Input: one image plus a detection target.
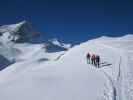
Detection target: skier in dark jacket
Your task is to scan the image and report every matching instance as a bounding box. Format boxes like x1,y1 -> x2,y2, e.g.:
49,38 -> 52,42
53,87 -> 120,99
86,52 -> 91,64
95,55 -> 100,68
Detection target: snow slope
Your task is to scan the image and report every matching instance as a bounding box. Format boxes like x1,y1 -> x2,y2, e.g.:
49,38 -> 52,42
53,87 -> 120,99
0,40 -> 107,100
0,35 -> 132,100
0,41 -> 68,70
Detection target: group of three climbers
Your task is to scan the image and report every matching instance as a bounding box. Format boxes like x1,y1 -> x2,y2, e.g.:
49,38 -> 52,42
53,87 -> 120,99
86,52 -> 100,68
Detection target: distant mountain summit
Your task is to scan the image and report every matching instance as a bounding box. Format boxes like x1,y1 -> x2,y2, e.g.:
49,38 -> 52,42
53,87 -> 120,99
0,21 -> 72,70
0,20 -> 40,43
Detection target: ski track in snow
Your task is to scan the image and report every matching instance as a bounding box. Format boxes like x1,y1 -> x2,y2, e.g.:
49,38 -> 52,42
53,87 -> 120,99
93,39 -> 133,100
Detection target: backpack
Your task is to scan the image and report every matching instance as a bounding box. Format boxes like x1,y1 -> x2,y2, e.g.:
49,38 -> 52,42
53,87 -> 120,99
91,54 -> 96,59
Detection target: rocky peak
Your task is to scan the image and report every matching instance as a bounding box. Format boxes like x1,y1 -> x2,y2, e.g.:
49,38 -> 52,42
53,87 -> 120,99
0,20 -> 40,43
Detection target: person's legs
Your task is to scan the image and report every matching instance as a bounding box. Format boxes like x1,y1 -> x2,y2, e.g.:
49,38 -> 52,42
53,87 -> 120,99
95,61 -> 97,67
91,59 -> 94,65
87,58 -> 89,64
97,61 -> 100,68
97,61 -> 99,68
87,57 -> 90,64
88,58 -> 90,64
94,60 -> 97,67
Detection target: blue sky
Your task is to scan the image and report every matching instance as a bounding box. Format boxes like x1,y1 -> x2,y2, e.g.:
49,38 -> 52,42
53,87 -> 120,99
0,0 -> 133,43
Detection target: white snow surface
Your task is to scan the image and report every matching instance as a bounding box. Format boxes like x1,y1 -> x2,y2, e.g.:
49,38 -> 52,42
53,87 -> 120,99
0,34 -> 132,100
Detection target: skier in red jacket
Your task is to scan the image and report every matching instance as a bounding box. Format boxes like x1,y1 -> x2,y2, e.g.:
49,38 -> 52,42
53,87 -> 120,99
91,54 -> 96,65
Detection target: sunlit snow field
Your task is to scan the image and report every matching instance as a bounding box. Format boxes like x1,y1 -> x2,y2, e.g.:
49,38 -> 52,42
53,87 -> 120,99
0,34 -> 132,100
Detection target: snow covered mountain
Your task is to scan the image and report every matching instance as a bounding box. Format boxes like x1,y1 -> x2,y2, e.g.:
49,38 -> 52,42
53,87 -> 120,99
0,21 -> 70,70
0,20 -> 40,43
0,33 -> 132,100
0,21 -> 133,100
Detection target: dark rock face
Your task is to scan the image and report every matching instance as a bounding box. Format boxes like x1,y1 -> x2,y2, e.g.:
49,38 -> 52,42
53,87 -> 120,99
43,42 -> 67,53
0,21 -> 40,43
0,55 -> 13,70
10,21 -> 40,43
